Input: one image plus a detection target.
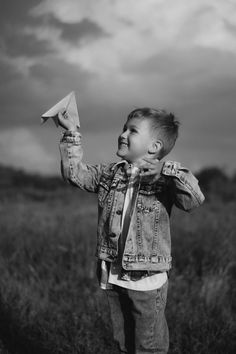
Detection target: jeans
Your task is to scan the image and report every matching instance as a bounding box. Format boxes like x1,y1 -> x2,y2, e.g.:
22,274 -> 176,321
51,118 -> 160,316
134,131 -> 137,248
106,280 -> 169,354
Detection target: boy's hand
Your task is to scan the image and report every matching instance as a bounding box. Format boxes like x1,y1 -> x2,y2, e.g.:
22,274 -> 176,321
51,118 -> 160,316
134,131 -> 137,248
139,158 -> 164,181
57,109 -> 79,132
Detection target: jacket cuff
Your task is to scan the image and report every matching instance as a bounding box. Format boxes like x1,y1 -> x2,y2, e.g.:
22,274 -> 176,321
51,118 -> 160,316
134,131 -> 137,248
60,130 -> 81,145
161,161 -> 181,176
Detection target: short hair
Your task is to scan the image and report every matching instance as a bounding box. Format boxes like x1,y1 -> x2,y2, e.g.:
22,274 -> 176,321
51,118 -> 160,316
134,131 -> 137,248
127,107 -> 180,159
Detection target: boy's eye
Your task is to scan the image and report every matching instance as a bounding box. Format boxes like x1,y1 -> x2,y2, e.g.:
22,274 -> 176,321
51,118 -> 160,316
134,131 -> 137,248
121,125 -> 138,134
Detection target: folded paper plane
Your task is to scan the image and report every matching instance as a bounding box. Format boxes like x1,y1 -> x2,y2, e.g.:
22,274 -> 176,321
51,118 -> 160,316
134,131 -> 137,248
41,91 -> 80,128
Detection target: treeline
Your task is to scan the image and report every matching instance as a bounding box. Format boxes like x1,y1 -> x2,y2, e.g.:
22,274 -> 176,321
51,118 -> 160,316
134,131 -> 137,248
0,165 -> 64,191
196,167 -> 236,202
0,164 -> 236,202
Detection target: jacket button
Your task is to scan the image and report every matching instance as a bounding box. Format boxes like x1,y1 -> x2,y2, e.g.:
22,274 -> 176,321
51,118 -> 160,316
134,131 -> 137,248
116,210 -> 122,215
109,233 -> 116,238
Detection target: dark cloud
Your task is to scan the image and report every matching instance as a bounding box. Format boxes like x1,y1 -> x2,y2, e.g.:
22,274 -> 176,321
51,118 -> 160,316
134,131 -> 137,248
48,16 -> 109,43
223,19 -> 236,36
29,58 -> 95,86
0,0 -> 108,59
0,0 -> 53,58
1,27 -> 54,57
0,0 -> 42,34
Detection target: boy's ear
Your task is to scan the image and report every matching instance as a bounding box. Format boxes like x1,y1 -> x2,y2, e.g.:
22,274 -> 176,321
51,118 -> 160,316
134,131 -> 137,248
148,140 -> 163,155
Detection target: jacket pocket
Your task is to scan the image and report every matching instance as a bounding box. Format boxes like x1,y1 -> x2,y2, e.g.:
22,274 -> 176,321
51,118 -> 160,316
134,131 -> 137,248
136,196 -> 161,254
98,175 -> 119,208
98,181 -> 110,207
137,198 -> 160,213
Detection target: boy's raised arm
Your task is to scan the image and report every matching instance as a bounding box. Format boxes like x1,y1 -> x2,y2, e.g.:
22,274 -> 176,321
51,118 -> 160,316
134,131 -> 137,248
161,161 -> 205,211
58,110 -> 105,193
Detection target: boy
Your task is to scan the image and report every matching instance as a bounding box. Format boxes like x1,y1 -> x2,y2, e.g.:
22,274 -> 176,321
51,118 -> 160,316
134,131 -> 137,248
58,108 -> 204,354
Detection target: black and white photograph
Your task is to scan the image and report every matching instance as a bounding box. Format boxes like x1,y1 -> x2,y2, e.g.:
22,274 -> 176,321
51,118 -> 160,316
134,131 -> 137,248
0,1 -> 235,353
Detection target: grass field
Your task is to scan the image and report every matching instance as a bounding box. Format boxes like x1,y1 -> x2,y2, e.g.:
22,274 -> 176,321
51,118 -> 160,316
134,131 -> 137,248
0,166 -> 235,353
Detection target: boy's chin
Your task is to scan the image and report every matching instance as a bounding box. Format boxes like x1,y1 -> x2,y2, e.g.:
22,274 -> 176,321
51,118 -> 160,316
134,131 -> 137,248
116,151 -> 131,162
116,150 -> 126,158
116,151 -> 138,163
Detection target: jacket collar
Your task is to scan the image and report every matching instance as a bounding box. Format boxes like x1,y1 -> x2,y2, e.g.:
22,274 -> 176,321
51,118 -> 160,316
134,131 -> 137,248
111,160 -> 141,179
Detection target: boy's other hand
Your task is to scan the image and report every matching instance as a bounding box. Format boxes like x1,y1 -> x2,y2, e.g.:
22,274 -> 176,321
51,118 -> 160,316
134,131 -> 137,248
140,158 -> 164,181
58,109 -> 79,132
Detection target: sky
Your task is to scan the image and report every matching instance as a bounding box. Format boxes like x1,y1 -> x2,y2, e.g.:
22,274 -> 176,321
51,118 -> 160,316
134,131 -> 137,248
0,0 -> 236,176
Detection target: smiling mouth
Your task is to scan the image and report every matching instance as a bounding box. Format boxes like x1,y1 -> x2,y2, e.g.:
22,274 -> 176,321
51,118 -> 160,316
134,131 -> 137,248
119,142 -> 128,147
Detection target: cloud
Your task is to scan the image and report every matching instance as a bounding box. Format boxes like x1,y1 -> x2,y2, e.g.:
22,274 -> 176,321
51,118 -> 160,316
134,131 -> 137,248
49,17 -> 109,43
4,1 -> 236,95
0,0 -> 51,58
0,0 -> 40,28
0,127 -> 57,174
3,0 -> 236,78
29,57 -> 94,86
2,29 -> 54,58
28,0 -> 236,76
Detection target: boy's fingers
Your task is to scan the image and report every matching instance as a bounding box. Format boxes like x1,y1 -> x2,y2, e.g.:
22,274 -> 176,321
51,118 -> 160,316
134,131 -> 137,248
57,108 -> 64,115
58,111 -> 70,128
140,160 -> 163,176
57,111 -> 64,121
58,112 -> 67,126
58,110 -> 70,122
58,110 -> 79,131
63,110 -> 69,119
140,170 -> 156,176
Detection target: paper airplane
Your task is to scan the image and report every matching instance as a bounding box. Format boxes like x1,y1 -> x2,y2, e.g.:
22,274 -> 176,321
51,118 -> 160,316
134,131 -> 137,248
41,91 -> 80,128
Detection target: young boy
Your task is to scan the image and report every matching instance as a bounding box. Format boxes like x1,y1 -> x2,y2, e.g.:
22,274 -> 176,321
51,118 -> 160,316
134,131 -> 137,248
58,108 -> 204,354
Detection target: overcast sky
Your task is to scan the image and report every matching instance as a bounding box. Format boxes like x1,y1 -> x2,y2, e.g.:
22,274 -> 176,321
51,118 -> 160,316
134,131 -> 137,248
0,0 -> 236,175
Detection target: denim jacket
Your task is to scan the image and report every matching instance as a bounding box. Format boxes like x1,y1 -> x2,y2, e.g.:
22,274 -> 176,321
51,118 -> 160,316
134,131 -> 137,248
59,131 -> 205,272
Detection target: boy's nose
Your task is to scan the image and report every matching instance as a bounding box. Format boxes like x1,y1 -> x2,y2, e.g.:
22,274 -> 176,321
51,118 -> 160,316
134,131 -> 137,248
120,130 -> 128,138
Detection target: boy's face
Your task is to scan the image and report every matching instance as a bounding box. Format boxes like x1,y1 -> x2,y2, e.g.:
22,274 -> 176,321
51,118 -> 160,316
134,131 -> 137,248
117,118 -> 159,163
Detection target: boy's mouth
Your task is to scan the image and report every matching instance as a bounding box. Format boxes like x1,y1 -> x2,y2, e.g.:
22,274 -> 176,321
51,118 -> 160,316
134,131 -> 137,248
118,139 -> 128,148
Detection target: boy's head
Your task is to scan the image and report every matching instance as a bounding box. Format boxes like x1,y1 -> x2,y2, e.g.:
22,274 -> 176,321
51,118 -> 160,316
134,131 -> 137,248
117,107 -> 179,163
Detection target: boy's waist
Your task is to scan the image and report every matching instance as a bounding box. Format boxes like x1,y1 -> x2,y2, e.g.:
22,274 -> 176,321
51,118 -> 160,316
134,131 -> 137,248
96,246 -> 172,272
97,259 -> 169,291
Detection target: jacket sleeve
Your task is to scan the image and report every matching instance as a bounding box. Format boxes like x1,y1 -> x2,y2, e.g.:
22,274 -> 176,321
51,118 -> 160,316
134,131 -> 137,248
59,130 -> 106,193
161,161 -> 205,211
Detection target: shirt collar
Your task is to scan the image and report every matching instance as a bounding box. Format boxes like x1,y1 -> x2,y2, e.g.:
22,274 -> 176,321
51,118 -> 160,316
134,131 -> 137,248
111,160 -> 129,171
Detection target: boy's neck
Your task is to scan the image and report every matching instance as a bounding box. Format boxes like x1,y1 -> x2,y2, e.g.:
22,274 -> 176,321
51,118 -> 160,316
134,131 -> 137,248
125,156 -> 158,168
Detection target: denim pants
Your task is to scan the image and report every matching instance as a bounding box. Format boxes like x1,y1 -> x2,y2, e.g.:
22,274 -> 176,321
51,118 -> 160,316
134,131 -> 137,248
106,280 -> 169,354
